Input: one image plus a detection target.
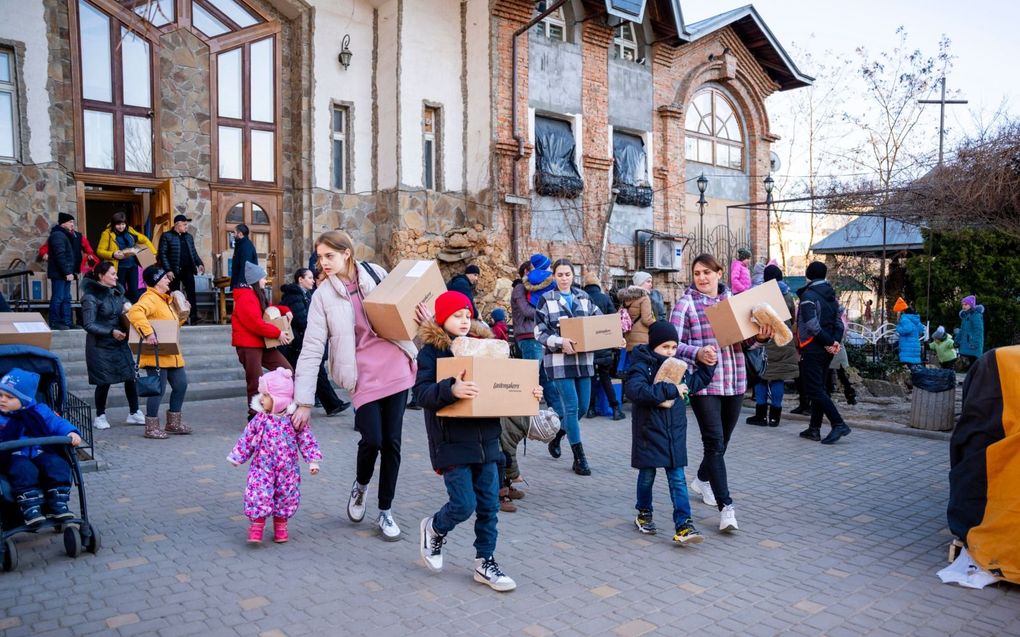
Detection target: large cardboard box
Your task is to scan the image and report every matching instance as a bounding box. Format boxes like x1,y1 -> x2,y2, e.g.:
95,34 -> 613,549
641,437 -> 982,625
133,246 -> 157,269
363,259 -> 447,341
704,279 -> 792,348
264,315 -> 293,349
436,358 -> 540,418
128,319 -> 182,356
0,312 -> 53,350
558,314 -> 623,352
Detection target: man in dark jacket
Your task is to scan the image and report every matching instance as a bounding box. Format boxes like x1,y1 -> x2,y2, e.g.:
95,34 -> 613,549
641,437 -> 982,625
46,213 -> 84,329
230,224 -> 259,289
446,264 -> 480,319
158,214 -> 204,324
582,273 -> 624,420
796,261 -> 850,444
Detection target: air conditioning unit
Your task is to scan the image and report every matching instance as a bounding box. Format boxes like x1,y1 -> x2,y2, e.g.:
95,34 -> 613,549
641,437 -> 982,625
644,238 -> 683,272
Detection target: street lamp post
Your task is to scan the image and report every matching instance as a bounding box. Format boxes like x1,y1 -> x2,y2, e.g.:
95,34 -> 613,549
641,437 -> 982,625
763,174 -> 774,261
696,173 -> 708,254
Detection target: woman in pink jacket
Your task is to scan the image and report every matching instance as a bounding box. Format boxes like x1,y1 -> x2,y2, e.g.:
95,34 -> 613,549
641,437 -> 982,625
292,231 -> 417,542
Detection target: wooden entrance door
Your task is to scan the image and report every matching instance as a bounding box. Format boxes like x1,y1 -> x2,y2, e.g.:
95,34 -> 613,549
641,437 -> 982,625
213,190 -> 281,293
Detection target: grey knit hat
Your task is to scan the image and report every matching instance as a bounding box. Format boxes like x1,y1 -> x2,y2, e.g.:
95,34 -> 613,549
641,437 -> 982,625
244,261 -> 267,285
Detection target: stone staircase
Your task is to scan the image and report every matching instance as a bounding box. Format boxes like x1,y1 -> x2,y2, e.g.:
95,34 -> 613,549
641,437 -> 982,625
51,325 -> 247,410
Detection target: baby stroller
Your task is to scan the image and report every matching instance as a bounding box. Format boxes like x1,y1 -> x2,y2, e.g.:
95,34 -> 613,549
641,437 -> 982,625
0,344 -> 101,572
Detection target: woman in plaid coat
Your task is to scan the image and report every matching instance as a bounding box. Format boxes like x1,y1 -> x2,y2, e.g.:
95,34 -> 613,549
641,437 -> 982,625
535,259 -> 603,476
669,254 -> 773,533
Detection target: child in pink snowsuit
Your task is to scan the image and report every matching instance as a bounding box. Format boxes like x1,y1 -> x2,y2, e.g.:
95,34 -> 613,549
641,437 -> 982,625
228,367 -> 322,544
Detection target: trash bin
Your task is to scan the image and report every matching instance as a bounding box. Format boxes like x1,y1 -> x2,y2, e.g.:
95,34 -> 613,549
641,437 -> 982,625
909,368 -> 957,431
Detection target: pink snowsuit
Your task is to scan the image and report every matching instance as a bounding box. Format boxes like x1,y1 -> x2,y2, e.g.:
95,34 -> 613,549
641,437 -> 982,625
228,412 -> 322,521
730,259 -> 751,294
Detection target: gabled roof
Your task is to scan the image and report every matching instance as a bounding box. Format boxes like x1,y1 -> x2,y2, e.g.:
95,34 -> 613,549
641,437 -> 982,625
683,5 -> 813,91
811,216 -> 925,256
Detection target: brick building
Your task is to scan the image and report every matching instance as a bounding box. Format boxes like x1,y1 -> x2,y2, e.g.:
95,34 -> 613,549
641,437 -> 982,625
0,0 -> 807,313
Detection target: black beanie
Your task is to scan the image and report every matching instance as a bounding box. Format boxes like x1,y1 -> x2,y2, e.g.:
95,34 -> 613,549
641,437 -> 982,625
806,261 -> 827,281
143,265 -> 169,287
58,212 -> 74,225
647,320 -> 679,351
763,264 -> 783,282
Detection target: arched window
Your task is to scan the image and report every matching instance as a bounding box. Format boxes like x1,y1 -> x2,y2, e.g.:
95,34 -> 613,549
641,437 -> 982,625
684,88 -> 744,170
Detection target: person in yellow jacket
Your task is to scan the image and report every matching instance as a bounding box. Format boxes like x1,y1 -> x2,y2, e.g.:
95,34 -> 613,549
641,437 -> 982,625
126,265 -> 190,439
96,212 -> 157,303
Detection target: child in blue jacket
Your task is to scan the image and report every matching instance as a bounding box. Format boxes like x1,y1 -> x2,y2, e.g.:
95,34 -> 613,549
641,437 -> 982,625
0,368 -> 82,526
625,322 -> 715,545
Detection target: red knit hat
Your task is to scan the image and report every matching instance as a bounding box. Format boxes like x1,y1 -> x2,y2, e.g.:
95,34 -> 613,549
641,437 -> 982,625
434,291 -> 474,326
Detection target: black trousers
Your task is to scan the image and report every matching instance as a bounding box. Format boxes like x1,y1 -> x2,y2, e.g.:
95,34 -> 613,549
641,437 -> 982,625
588,362 -> 619,410
170,272 -> 198,324
800,351 -> 845,429
354,389 -> 408,511
117,264 -> 141,303
284,346 -> 344,413
95,380 -> 139,416
689,394 -> 743,510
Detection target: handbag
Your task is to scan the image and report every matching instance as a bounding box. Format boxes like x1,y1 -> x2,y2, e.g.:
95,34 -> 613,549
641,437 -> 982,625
745,346 -> 768,383
134,340 -> 163,398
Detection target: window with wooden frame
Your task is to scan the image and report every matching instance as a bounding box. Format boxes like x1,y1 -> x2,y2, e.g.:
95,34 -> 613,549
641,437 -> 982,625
215,34 -> 276,184
76,0 -> 156,174
0,47 -> 18,162
422,105 -> 441,191
535,1 -> 567,42
684,88 -> 744,170
330,103 -> 349,192
613,22 -> 638,61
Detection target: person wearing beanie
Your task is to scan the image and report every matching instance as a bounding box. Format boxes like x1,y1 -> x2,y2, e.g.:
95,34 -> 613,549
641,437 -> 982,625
619,273 -> 656,352
747,265 -> 798,428
46,212 -> 85,329
625,321 -> 716,544
794,260 -> 850,444
446,264 -> 480,319
763,264 -> 790,296
490,307 -> 509,341
512,256 -> 560,416
230,224 -> 259,290
292,230 -> 418,543
414,290 -> 540,591
895,301 -> 922,366
231,259 -> 294,421
893,297 -> 909,314
582,272 -> 623,421
958,295 -> 985,367
158,214 -> 204,324
125,265 -> 193,439
229,367 -> 322,544
928,325 -> 959,369
530,253 -> 551,271
730,250 -> 752,294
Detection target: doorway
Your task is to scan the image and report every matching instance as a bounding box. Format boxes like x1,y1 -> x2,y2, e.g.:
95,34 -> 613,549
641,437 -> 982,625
213,189 -> 281,296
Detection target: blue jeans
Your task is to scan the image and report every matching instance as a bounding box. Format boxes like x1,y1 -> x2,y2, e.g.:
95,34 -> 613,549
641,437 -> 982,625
432,462 -> 500,559
49,278 -> 72,327
518,338 -> 559,413
552,377 -> 591,445
1,451 -> 71,494
145,367 -> 188,417
754,380 -> 785,406
636,467 -> 692,530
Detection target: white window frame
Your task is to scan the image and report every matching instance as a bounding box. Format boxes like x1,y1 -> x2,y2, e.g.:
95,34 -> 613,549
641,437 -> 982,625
536,2 -> 566,42
422,104 -> 441,191
0,47 -> 20,162
684,87 -> 745,171
613,22 -> 638,61
330,102 -> 350,192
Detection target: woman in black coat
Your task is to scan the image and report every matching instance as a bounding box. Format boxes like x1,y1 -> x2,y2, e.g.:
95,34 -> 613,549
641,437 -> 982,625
81,261 -> 144,430
279,268 -> 349,416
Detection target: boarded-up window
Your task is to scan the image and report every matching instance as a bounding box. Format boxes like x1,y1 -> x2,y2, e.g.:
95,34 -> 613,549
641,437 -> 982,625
613,131 -> 651,207
534,116 -> 583,198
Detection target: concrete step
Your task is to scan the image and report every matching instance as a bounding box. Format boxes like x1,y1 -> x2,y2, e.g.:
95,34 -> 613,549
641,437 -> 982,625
87,379 -> 248,410
50,326 -> 236,363
60,352 -> 244,376
67,367 -> 247,394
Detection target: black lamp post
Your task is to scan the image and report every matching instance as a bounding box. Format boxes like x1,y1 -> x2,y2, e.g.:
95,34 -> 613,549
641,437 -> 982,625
696,173 -> 708,253
764,174 -> 774,260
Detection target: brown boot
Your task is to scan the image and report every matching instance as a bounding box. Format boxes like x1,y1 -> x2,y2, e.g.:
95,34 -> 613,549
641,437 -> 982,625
499,487 -> 517,513
144,416 -> 168,439
165,411 -> 192,435
504,476 -> 525,500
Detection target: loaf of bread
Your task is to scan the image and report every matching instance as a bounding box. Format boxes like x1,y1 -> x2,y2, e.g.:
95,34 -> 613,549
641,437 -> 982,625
652,357 -> 687,408
450,336 -> 511,359
751,302 -> 793,347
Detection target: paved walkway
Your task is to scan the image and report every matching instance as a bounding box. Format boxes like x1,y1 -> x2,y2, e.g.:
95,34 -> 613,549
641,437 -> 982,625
1,399 -> 1017,637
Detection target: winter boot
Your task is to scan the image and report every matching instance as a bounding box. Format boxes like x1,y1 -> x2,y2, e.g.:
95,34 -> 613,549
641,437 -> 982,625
570,442 -> 591,476
844,386 -> 858,406
247,518 -> 266,544
44,486 -> 74,521
745,404 -> 768,426
799,427 -> 821,442
585,405 -> 598,419
504,476 -> 525,500
16,489 -> 45,527
548,429 -> 566,459
144,415 -> 168,439
611,404 -> 626,421
768,406 -> 783,428
790,398 -> 811,415
164,411 -> 192,435
499,487 -> 517,513
273,516 -> 289,543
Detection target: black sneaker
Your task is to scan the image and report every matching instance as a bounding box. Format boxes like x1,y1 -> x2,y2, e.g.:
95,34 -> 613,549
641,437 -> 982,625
325,401 -> 350,416
799,427 -> 821,441
634,510 -> 657,534
673,520 -> 704,545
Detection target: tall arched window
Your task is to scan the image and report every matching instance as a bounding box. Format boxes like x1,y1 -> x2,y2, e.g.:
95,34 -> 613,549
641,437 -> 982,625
684,88 -> 744,170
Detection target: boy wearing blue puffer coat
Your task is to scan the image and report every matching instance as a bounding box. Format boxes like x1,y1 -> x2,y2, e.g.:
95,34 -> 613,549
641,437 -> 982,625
0,368 -> 82,526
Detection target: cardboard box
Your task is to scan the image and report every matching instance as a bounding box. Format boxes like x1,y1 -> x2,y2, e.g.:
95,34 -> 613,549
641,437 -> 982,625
558,314 -> 623,352
436,357 -> 540,418
703,279 -> 792,347
134,246 -> 157,269
128,319 -> 182,356
0,312 -> 53,350
363,260 -> 447,341
264,316 -> 293,349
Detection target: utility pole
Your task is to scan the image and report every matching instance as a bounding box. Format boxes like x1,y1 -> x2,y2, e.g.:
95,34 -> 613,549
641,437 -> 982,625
918,77 -> 968,165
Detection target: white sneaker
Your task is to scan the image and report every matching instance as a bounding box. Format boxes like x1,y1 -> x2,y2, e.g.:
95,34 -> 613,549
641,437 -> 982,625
473,556 -> 516,592
93,414 -> 110,430
690,477 -> 717,507
126,410 -> 146,425
419,516 -> 445,572
378,510 -> 401,541
719,504 -> 738,532
347,481 -> 367,523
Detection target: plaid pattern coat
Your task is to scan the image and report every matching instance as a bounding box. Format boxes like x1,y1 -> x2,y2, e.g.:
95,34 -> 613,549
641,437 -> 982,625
535,287 -> 600,380
669,284 -> 761,397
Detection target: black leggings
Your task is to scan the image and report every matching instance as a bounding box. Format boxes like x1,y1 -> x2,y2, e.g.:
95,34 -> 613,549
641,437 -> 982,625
95,380 -> 139,416
689,394 -> 744,509
354,389 -> 408,511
